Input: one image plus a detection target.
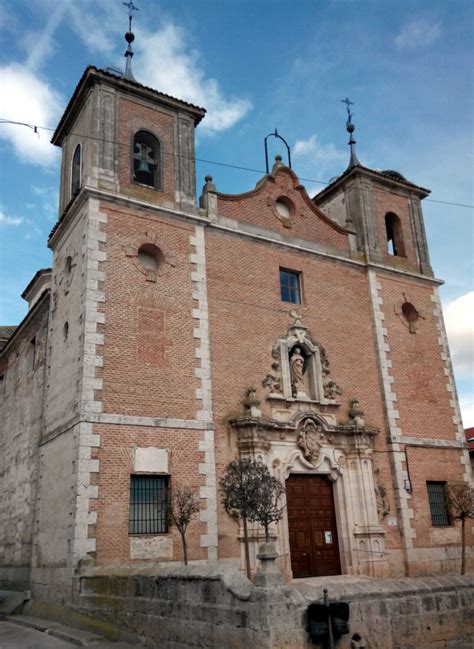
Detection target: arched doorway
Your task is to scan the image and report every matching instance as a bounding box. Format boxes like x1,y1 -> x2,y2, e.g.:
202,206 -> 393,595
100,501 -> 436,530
286,473 -> 341,578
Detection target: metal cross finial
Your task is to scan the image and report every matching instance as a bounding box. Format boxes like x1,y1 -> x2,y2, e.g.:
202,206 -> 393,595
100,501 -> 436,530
341,97 -> 354,123
123,1 -> 139,31
341,97 -> 360,169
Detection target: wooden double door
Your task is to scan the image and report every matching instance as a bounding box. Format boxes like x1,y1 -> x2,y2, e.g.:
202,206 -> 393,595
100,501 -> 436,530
287,474 -> 341,578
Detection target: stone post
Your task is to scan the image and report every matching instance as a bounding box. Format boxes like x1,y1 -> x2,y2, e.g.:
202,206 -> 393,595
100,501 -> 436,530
254,542 -> 285,587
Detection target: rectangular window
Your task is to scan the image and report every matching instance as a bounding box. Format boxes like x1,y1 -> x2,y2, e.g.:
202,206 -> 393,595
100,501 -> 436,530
280,268 -> 301,304
427,481 -> 450,527
129,475 -> 169,534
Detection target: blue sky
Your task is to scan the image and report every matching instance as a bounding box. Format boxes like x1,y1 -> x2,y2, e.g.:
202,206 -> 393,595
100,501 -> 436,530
0,0 -> 472,424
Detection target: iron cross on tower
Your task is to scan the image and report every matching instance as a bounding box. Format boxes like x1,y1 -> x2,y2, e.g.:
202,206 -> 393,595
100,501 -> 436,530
341,97 -> 354,124
123,1 -> 139,31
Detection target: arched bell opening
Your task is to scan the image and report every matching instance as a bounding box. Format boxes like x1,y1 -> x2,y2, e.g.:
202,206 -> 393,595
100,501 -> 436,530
133,130 -> 161,189
385,211 -> 406,257
71,143 -> 82,199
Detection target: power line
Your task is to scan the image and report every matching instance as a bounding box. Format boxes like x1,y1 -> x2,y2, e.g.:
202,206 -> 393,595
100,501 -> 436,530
1,118 -> 473,209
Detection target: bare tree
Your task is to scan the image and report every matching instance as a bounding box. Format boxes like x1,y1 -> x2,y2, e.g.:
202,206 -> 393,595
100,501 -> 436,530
448,482 -> 474,575
168,484 -> 200,566
219,458 -> 285,579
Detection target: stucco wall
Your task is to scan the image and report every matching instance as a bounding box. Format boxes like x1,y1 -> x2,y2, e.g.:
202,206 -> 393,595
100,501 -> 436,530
0,296 -> 49,590
43,208 -> 86,439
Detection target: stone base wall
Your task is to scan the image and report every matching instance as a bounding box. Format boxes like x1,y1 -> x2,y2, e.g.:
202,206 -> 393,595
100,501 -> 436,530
76,566 -> 474,649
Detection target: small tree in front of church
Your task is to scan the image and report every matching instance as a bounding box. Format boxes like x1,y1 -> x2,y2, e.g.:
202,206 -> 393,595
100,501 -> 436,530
447,482 -> 474,575
250,470 -> 285,543
168,484 -> 200,566
219,458 -> 285,579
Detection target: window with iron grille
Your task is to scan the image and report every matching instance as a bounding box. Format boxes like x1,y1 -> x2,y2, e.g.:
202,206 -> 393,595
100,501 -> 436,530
129,475 -> 169,534
427,481 -> 450,527
280,268 -> 301,304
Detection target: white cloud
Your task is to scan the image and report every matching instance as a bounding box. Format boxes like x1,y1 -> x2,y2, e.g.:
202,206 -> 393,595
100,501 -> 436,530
444,292 -> 474,379
294,134 -> 346,164
0,209 -> 23,226
394,18 -> 441,50
68,0 -> 118,55
5,1 -> 251,146
30,185 -> 59,222
24,2 -> 71,71
0,64 -> 61,166
135,24 -> 252,134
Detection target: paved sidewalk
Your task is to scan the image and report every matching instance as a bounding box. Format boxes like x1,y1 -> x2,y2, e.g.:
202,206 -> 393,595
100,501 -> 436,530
0,618 -> 138,648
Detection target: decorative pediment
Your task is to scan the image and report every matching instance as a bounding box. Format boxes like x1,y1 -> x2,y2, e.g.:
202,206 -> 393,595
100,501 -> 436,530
262,311 -> 342,405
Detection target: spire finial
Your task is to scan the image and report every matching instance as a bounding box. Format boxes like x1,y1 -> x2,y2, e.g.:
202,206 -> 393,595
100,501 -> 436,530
341,97 -> 360,169
123,1 -> 139,82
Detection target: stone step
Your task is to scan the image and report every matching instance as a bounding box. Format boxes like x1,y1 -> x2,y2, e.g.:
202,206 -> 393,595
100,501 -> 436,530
3,614 -> 52,632
0,590 -> 30,615
47,624 -> 105,646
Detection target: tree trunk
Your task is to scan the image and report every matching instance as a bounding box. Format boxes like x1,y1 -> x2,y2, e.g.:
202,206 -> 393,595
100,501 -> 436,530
461,516 -> 466,575
242,516 -> 251,580
265,523 -> 270,543
181,530 -> 188,565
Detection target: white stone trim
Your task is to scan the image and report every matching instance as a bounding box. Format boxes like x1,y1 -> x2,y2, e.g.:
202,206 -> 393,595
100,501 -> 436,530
72,198 -> 107,565
85,413 -> 213,429
431,288 -> 472,483
71,421 -> 100,563
368,271 -> 415,547
190,225 -> 218,560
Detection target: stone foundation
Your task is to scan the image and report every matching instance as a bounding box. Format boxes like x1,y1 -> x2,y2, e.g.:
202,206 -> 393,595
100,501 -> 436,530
75,566 -> 474,649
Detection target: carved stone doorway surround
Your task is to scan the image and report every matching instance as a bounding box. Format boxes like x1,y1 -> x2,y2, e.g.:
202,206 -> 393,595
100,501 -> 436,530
229,313 -> 388,579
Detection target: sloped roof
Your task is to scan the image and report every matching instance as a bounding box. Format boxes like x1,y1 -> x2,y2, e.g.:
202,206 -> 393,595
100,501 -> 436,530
0,326 -> 17,351
465,427 -> 474,452
52,65 -> 206,145
313,163 -> 430,203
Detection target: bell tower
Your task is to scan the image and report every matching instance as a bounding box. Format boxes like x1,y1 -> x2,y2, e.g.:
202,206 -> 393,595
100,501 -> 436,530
52,66 -> 205,215
314,101 -> 432,276
33,11 -> 215,587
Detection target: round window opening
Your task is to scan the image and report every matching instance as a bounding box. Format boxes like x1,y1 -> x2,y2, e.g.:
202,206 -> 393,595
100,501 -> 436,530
137,243 -> 162,272
275,197 -> 293,219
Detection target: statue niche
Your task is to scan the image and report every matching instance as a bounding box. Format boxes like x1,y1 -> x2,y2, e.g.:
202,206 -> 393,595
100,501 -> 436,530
262,311 -> 341,405
290,346 -> 309,397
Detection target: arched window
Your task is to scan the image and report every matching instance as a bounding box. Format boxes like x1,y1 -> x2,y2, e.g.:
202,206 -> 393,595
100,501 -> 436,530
71,144 -> 81,198
133,130 -> 160,189
385,212 -> 405,257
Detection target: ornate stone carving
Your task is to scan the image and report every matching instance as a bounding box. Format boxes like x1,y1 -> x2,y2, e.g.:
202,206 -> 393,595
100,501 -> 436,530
261,312 -> 342,405
374,467 -> 390,521
347,398 -> 365,429
296,418 -> 327,466
243,387 -> 262,418
289,309 -> 304,327
324,380 -> 342,400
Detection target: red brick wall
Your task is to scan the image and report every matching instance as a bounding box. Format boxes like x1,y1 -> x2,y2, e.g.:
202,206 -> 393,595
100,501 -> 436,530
407,446 -> 472,551
91,423 -> 207,564
379,275 -> 456,439
100,202 -> 199,419
217,168 -> 349,252
204,228 -> 398,558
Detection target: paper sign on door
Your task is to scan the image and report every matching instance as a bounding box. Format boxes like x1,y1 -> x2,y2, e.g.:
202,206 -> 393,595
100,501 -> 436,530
324,531 -> 332,544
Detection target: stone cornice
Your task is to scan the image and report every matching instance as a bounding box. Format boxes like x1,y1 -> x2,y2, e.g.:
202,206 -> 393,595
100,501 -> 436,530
48,186 -> 444,287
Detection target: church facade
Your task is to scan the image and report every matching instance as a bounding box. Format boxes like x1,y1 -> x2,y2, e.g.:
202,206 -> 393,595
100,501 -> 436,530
0,63 -> 472,603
